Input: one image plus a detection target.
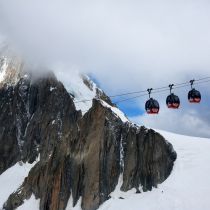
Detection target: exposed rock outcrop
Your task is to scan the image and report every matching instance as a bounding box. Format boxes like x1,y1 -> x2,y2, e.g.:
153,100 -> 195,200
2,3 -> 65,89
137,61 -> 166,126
0,67 -> 176,210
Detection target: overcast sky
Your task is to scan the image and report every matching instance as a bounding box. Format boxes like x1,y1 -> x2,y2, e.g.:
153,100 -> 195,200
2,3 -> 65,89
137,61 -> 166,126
0,0 -> 210,137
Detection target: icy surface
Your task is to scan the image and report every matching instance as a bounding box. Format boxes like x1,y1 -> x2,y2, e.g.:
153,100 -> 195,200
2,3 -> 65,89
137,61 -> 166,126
100,100 -> 128,123
50,86 -> 56,92
55,69 -> 129,121
55,70 -> 97,114
0,160 -> 38,208
0,57 -> 8,83
17,194 -> 40,210
66,196 -> 82,210
98,130 -> 210,210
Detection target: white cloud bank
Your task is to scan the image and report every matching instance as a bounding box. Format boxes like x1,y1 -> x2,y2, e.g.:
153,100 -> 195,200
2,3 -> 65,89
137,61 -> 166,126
132,107 -> 210,138
0,0 -> 210,137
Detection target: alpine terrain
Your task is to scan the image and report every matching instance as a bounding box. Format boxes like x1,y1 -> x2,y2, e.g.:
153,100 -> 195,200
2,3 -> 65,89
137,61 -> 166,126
0,47 -> 181,210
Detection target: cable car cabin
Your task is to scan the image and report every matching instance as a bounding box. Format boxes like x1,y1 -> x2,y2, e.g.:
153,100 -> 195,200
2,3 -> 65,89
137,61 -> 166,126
145,98 -> 160,114
188,88 -> 201,103
166,93 -> 180,109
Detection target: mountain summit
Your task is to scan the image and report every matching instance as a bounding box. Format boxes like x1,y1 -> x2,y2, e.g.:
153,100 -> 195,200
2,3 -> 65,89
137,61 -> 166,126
0,52 -> 176,210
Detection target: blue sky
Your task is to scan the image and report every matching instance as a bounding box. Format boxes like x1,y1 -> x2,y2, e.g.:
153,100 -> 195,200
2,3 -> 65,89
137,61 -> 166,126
91,74 -> 210,138
89,74 -> 145,117
118,101 -> 144,118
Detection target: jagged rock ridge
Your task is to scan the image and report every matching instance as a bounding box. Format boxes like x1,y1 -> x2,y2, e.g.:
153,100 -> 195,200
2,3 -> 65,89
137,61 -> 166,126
0,57 -> 177,210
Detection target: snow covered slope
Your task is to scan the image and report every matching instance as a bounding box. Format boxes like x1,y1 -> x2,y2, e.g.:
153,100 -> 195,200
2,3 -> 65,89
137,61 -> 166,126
16,195 -> 40,210
55,69 -> 128,121
97,130 -> 210,210
0,159 -> 39,209
55,70 -> 97,114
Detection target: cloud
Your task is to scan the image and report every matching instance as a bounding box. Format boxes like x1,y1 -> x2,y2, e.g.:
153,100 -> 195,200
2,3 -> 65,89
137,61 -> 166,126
0,0 -> 210,137
132,107 -> 210,138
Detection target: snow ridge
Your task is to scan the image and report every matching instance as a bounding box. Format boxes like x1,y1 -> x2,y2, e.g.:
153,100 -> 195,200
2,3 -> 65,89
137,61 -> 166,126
55,70 -> 97,114
55,69 -> 128,123
100,100 -> 128,123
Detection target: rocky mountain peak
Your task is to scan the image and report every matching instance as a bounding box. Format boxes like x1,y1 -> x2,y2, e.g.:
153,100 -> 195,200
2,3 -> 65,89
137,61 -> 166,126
0,51 -> 177,210
0,52 -> 25,88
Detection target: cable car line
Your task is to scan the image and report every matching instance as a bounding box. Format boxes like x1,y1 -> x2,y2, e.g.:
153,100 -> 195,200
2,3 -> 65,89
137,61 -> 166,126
74,76 -> 210,104
75,79 -> 210,105
113,79 -> 210,104
108,76 -> 210,98
77,79 -> 210,114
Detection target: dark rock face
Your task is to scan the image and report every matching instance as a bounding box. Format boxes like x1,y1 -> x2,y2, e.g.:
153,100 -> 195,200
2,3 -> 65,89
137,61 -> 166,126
0,73 -> 177,210
121,125 -> 177,192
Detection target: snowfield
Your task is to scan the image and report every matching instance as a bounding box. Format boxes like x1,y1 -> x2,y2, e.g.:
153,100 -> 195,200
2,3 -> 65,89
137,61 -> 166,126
97,130 -> 210,210
16,195 -> 39,210
55,70 -> 98,115
0,160 -> 39,209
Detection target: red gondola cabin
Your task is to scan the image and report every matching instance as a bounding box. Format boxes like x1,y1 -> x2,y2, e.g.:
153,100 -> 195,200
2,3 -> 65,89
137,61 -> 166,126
188,88 -> 201,103
145,98 -> 160,114
166,93 -> 180,109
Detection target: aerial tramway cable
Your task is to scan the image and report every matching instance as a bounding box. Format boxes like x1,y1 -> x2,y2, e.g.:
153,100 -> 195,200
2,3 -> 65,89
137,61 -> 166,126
74,76 -> 210,114
74,76 -> 210,104
113,79 -> 210,104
